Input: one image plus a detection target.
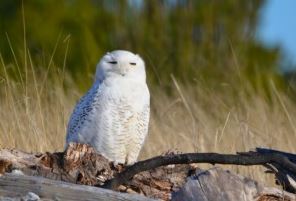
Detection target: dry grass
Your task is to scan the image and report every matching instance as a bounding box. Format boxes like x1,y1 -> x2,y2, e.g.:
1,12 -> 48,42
142,79 -> 296,186
0,61 -> 73,152
1,52 -> 296,188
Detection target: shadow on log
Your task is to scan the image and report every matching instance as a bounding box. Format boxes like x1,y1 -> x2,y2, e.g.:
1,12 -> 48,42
1,143 -> 296,200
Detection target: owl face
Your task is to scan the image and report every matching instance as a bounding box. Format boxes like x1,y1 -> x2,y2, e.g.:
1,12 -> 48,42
95,50 -> 146,82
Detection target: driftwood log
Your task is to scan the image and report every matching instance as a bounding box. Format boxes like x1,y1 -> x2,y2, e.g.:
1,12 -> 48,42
0,143 -> 193,200
0,173 -> 154,201
1,143 -> 296,200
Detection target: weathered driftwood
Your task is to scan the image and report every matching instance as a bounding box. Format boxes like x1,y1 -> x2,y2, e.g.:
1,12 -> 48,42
0,143 -> 113,185
256,187 -> 296,201
105,148 -> 296,190
0,143 -> 192,200
172,167 -> 296,201
256,147 -> 296,193
172,167 -> 263,201
2,143 -> 296,200
1,167 -> 295,201
0,173 -> 155,201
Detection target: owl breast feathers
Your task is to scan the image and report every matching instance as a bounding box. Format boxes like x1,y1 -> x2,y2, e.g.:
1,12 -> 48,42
65,50 -> 150,165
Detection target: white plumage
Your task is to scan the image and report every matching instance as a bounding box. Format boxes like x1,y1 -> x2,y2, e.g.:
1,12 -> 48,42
65,50 -> 150,164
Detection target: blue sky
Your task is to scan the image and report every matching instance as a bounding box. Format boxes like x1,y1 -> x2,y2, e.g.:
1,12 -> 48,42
258,0 -> 296,67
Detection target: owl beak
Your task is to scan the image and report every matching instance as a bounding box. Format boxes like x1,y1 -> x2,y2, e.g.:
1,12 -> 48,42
119,70 -> 126,76
119,66 -> 127,76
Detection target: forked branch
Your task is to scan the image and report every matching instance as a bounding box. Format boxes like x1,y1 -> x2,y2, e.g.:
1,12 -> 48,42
104,152 -> 296,190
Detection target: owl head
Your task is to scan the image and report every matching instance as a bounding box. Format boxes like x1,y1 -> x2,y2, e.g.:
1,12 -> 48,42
95,50 -> 146,82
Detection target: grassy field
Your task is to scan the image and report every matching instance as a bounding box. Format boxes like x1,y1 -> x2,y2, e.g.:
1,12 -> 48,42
1,50 -> 296,188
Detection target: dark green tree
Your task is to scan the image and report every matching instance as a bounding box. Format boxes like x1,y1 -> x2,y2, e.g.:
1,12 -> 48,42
0,0 -> 283,90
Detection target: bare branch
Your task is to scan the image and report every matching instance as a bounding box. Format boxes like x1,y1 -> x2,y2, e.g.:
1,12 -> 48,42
103,152 -> 296,190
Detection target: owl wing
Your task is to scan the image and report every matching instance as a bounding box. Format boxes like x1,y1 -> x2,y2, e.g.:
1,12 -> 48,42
66,82 -> 101,144
136,104 -> 150,143
124,102 -> 150,164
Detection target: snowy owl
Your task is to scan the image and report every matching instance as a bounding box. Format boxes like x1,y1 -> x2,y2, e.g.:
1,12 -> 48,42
65,50 -> 150,165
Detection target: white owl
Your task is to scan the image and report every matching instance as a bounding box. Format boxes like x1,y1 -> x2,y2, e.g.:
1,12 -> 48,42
65,50 -> 150,165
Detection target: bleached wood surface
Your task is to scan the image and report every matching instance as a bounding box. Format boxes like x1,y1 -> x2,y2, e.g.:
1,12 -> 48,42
0,173 -> 155,201
172,167 -> 296,201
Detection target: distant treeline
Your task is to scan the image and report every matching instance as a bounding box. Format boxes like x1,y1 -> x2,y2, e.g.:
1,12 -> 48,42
0,0 -> 285,90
